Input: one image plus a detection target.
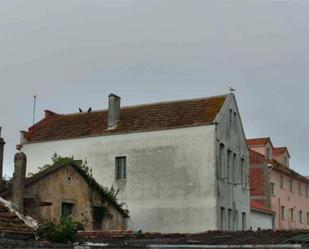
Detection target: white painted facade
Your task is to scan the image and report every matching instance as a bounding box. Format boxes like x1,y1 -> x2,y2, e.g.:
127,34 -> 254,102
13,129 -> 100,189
250,209 -> 274,230
20,94 -> 250,233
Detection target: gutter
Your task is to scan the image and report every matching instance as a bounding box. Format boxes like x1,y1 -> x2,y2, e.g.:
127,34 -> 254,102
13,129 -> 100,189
148,245 -> 301,249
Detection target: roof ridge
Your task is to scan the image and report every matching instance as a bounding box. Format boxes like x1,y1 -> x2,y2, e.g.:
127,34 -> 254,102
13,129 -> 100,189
55,93 -> 229,116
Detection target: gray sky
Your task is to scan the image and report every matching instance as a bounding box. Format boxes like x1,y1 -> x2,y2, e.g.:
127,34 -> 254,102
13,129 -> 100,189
1,1 -> 309,177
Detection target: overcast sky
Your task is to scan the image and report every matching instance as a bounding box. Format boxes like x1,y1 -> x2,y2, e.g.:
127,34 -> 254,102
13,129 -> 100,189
0,1 -> 309,177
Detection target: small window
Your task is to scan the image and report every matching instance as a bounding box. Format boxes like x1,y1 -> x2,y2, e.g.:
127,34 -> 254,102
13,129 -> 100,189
306,186 -> 309,198
233,112 -> 237,131
61,202 -> 74,218
219,144 -> 225,178
220,207 -> 225,230
290,208 -> 294,221
307,212 -> 309,225
299,210 -> 303,223
229,109 -> 233,128
228,209 -> 232,231
242,212 -> 246,231
270,183 -> 275,196
281,206 -> 285,220
115,156 -> 127,180
232,153 -> 237,183
234,210 -> 239,231
241,158 -> 245,186
299,182 -> 302,196
289,179 -> 293,192
227,150 -> 231,181
280,176 -> 284,189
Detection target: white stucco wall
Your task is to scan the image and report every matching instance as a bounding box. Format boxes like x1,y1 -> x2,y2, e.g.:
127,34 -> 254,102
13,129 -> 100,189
250,209 -> 274,230
215,94 -> 250,231
21,125 -> 218,233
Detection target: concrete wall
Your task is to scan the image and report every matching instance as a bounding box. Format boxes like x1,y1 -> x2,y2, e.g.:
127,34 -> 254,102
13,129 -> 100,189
250,209 -> 274,230
270,169 -> 309,230
22,126 -> 218,233
215,94 -> 250,231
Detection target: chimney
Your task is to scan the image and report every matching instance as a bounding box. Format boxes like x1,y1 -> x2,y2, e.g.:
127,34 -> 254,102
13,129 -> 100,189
12,152 -> 26,213
0,127 -> 5,183
108,94 -> 121,129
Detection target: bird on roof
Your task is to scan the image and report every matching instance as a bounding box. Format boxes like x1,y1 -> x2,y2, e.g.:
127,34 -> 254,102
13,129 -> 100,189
79,108 -> 83,113
87,107 -> 92,113
229,87 -> 236,92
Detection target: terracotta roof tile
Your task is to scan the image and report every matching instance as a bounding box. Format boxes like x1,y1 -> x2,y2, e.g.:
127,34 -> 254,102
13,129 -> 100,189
24,95 -> 227,143
250,200 -> 274,214
273,147 -> 290,157
0,200 -> 33,236
247,138 -> 271,147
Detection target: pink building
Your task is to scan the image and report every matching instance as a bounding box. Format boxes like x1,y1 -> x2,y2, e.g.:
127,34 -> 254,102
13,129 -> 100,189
248,137 -> 309,230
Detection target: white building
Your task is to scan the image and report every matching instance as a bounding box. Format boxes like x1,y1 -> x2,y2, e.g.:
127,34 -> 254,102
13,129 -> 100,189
19,93 -> 250,233
250,200 -> 274,230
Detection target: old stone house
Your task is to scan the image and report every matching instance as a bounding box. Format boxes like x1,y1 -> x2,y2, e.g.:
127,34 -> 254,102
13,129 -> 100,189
18,93 -> 249,233
0,153 -> 128,231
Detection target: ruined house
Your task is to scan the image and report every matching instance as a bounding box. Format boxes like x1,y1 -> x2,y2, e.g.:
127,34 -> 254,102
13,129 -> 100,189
17,93 -> 249,233
0,153 -> 128,231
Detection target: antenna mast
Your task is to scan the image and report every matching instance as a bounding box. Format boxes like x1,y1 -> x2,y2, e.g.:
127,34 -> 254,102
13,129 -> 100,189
33,95 -> 37,124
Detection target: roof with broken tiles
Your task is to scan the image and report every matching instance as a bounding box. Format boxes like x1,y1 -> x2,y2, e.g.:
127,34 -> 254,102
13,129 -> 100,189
0,198 -> 34,238
22,94 -> 228,143
80,230 -> 309,248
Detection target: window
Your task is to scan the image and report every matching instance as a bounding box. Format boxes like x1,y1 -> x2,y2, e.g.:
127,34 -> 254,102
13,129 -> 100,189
220,207 -> 225,230
61,202 -> 74,218
115,156 -> 126,180
290,208 -> 294,221
280,176 -> 284,189
281,206 -> 285,220
306,186 -> 309,198
219,144 -> 225,178
234,210 -> 239,231
307,212 -> 309,225
233,112 -> 237,131
241,158 -> 245,186
232,153 -> 237,183
229,109 -> 233,128
228,209 -> 232,231
299,182 -> 302,196
227,150 -> 231,181
242,212 -> 246,231
299,210 -> 303,223
270,183 -> 275,196
289,179 -> 293,192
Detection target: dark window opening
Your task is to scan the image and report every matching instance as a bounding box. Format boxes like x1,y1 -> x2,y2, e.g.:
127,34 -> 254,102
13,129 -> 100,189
115,156 -> 127,180
61,202 -> 74,218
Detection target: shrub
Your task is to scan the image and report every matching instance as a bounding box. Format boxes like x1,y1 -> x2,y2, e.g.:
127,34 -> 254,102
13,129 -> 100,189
36,216 -> 84,243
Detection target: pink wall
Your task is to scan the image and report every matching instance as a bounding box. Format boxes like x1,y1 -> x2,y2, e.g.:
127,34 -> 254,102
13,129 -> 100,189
270,169 -> 309,229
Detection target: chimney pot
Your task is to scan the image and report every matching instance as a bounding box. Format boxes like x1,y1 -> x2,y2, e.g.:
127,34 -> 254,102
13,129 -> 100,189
108,94 -> 121,129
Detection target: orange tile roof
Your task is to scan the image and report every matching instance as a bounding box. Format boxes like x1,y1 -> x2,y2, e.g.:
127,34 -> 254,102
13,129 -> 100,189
247,137 -> 271,147
250,200 -> 274,214
273,147 -> 290,157
23,95 -> 227,143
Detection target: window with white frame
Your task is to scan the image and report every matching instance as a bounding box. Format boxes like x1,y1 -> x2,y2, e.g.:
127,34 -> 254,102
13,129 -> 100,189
299,210 -> 303,223
115,156 -> 126,180
281,206 -> 285,220
270,182 -> 275,196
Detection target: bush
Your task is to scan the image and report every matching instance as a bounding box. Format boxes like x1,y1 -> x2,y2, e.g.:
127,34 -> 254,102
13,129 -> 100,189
36,216 -> 84,243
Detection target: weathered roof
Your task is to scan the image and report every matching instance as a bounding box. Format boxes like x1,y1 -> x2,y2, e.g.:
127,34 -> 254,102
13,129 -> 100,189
0,198 -> 34,237
0,161 -> 129,217
250,200 -> 274,214
273,146 -> 290,157
23,94 -> 228,143
247,137 -> 273,147
80,230 -> 309,248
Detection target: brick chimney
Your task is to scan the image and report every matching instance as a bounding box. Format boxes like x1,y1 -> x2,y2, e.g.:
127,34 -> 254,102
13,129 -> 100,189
0,127 -> 5,183
12,152 -> 26,213
108,94 -> 121,129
